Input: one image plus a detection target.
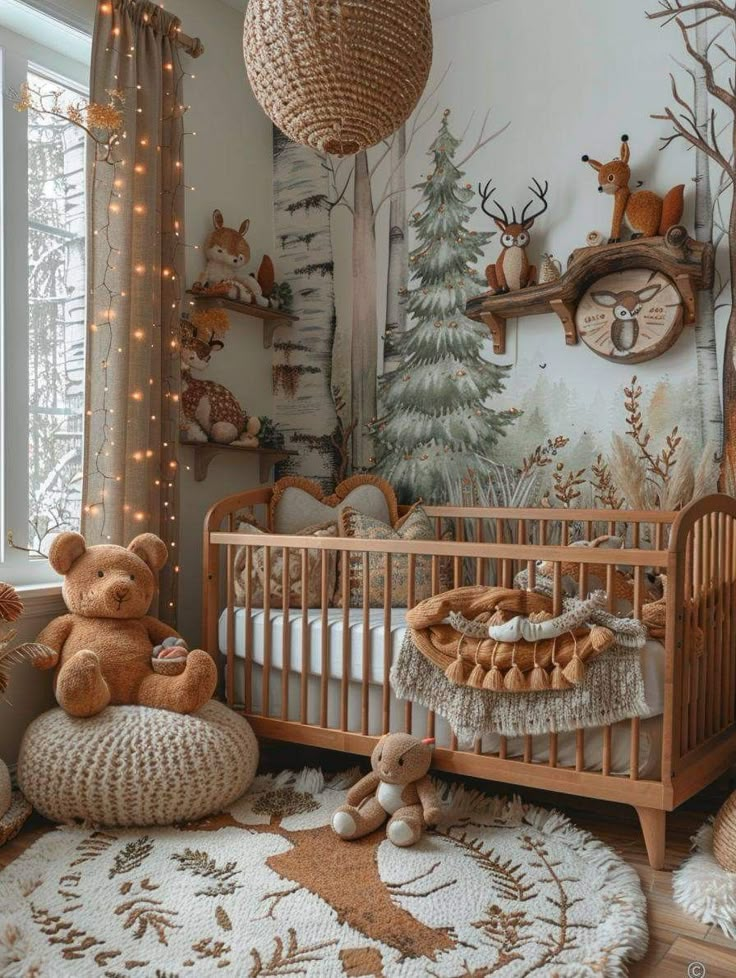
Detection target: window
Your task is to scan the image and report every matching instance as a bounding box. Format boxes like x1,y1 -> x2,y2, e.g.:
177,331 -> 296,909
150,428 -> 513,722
1,4 -> 91,584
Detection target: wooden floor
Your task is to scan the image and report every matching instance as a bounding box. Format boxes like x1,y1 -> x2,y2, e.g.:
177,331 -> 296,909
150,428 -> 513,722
3,754 -> 736,977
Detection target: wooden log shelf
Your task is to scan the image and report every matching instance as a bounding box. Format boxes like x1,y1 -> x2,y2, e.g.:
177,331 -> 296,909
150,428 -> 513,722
185,290 -> 299,349
181,439 -> 295,483
466,226 -> 714,355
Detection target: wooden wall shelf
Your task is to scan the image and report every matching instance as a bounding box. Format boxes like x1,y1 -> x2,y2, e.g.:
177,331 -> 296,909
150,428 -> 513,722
185,290 -> 299,349
466,226 -> 714,355
181,439 -> 295,483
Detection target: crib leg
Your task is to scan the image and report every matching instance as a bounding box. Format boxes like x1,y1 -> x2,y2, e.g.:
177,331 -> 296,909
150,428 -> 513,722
634,806 -> 667,870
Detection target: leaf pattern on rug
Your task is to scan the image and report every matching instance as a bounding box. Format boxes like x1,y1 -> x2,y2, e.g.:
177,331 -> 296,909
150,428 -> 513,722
114,888 -> 181,945
109,837 -> 155,878
192,936 -> 232,968
251,786 -> 319,820
31,903 -> 110,961
70,831 -> 118,867
170,848 -> 242,897
215,905 -> 233,931
248,928 -> 337,977
433,821 -> 535,903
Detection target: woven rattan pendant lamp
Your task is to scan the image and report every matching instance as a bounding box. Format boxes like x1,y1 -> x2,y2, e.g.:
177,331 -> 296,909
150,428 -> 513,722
243,0 -> 433,157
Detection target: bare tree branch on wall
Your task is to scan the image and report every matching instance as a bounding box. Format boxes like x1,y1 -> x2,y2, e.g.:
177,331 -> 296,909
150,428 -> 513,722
648,0 -> 736,489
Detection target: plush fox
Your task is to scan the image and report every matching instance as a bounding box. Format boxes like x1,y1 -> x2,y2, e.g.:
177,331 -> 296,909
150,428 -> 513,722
194,209 -> 270,306
581,135 -> 684,243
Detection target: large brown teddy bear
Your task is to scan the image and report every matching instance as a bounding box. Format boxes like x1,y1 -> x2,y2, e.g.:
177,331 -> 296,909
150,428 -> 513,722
33,532 -> 217,718
332,733 -> 441,847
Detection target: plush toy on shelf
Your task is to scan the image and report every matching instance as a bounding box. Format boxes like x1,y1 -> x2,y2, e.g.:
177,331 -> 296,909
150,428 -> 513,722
192,209 -> 271,306
478,177 -> 550,293
332,733 -> 441,848
31,532 -> 217,718
581,134 -> 685,243
180,317 -> 261,447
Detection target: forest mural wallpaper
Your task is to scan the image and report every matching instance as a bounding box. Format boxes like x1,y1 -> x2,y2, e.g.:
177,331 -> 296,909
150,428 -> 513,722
269,0 -> 732,512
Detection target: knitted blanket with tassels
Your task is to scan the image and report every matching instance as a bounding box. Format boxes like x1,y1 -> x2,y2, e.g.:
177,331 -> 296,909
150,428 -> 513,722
390,589 -> 649,740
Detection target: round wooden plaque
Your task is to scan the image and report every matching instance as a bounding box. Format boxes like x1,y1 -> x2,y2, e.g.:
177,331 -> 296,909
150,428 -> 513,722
576,268 -> 684,364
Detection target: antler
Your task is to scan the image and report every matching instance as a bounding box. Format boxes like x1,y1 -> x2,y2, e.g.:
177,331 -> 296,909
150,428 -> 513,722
520,178 -> 550,227
477,179 -> 509,225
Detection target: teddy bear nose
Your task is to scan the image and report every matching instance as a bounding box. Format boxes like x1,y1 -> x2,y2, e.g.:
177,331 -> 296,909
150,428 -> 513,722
112,583 -> 130,601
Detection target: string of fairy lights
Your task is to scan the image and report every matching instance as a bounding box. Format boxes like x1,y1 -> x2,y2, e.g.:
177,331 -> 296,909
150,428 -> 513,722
83,1 -> 201,620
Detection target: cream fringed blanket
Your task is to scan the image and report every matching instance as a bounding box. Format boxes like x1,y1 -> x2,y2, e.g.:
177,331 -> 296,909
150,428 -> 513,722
391,587 -> 648,740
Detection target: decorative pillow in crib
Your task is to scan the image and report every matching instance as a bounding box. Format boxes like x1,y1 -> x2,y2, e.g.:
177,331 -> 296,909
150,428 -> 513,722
270,475 -> 399,535
338,505 -> 436,608
233,520 -> 339,608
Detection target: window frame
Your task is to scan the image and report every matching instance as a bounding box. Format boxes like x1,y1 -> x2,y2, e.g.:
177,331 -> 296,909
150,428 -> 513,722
0,19 -> 90,586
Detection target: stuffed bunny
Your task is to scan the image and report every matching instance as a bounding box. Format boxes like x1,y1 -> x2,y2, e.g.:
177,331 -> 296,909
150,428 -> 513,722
194,209 -> 269,306
332,733 -> 440,847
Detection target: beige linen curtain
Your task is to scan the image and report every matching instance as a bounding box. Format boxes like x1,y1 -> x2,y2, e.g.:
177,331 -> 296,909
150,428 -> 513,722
83,0 -> 186,622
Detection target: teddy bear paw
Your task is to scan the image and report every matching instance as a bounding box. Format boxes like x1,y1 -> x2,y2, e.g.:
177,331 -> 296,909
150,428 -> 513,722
387,816 -> 423,847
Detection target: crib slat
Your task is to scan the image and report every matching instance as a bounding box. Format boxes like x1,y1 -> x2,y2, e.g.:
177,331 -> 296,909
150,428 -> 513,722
361,552 -> 370,736
244,546 -> 253,714
552,562 -> 562,617
281,547 -> 291,721
710,513 -> 721,736
383,553 -> 392,734
405,554 -> 416,734
629,717 -> 640,780
698,517 -> 709,744
226,544 -> 235,708
475,518 -> 484,585
320,549 -> 329,728
524,735 -> 532,764
715,513 -> 725,732
721,516 -> 736,724
689,521 -> 702,750
681,528 -> 694,756
575,729 -> 584,772
453,519 -> 463,588
263,546 -> 272,717
300,548 -> 309,725
499,736 -> 507,759
548,733 -> 557,768
602,725 -> 612,776
341,550 -> 350,731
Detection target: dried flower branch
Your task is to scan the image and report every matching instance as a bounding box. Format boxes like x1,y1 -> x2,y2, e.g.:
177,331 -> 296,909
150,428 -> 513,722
13,82 -> 124,163
552,462 -> 586,508
520,436 -> 569,476
591,454 -> 624,509
624,375 -> 682,487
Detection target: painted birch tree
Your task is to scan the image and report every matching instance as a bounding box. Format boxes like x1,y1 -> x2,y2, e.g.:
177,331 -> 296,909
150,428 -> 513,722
272,128 -> 339,485
648,0 -> 735,489
383,124 -> 409,374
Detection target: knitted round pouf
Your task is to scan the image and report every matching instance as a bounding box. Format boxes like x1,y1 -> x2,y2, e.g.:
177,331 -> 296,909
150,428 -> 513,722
0,757 -> 10,819
713,789 -> 736,872
18,700 -> 258,827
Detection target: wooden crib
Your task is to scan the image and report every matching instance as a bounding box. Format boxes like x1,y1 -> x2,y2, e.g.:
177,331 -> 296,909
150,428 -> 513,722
202,490 -> 736,869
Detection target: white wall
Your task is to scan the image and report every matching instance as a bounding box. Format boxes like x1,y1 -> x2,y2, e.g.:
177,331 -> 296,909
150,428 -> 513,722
0,0 -> 274,762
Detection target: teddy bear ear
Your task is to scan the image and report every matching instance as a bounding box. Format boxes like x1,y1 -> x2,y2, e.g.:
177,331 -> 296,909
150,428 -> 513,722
48,532 -> 87,575
128,533 -> 168,572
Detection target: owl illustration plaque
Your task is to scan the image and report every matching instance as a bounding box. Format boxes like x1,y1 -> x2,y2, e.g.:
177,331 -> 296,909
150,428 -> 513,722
575,269 -> 684,363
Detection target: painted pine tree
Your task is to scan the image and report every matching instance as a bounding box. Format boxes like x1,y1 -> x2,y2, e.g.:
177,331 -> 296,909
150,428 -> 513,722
373,110 -> 514,503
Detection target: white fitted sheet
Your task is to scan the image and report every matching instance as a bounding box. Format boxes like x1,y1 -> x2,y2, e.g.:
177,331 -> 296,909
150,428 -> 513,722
219,608 -> 665,778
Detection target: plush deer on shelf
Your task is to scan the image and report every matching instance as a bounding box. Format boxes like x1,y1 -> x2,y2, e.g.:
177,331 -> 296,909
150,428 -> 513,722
179,320 -> 261,447
581,134 -> 685,243
478,178 -> 550,293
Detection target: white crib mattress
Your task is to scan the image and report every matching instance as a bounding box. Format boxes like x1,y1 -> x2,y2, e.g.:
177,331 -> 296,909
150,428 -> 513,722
218,607 -> 667,717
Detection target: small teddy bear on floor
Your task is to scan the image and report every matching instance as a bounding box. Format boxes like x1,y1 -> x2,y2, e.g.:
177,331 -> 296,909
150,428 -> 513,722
332,733 -> 441,847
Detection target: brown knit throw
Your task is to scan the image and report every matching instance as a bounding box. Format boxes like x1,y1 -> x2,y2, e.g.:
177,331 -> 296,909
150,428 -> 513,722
406,586 -> 616,693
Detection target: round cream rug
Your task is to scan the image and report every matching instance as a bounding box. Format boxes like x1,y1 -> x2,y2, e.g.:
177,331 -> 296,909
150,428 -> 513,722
0,769 -> 647,977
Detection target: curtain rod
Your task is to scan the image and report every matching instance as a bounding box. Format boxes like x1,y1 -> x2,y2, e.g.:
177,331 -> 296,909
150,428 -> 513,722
174,26 -> 204,58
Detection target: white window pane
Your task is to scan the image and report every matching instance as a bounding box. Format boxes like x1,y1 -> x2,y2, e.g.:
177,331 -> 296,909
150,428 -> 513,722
26,70 -> 86,553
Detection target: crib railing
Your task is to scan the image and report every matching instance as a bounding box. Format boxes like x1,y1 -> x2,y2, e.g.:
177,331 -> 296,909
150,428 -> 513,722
202,493 -> 736,819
